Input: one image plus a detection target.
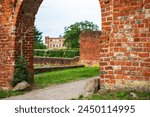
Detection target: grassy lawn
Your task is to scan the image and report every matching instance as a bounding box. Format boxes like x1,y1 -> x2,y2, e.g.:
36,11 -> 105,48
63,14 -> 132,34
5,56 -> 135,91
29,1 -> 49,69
34,67 -> 99,88
76,90 -> 150,100
0,67 -> 99,99
0,90 -> 23,99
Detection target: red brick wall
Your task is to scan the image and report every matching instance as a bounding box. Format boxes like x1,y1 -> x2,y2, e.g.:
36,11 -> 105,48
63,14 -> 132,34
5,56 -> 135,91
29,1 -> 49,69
100,0 -> 150,91
0,0 -> 42,89
0,0 -> 149,91
80,31 -> 101,66
34,56 -> 80,66
0,0 -> 16,90
15,0 -> 42,86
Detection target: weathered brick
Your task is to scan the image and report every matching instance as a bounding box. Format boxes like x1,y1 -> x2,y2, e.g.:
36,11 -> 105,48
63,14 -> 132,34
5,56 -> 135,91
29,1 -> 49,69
139,53 -> 149,57
0,0 -> 42,89
100,0 -> 150,91
0,0 -> 149,91
80,31 -> 101,66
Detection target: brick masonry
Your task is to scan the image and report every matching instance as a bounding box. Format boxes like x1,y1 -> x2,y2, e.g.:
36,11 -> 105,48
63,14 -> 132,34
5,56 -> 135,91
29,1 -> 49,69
0,0 -> 43,90
100,0 -> 150,91
0,0 -> 149,91
34,65 -> 84,74
80,31 -> 101,66
34,56 -> 80,66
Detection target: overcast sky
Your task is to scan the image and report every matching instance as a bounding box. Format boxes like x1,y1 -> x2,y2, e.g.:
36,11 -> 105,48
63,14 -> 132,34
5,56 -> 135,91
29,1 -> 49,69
35,0 -> 101,40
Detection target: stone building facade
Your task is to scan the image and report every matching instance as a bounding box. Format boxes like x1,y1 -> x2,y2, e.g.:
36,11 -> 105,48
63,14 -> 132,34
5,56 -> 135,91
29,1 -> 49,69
45,36 -> 66,49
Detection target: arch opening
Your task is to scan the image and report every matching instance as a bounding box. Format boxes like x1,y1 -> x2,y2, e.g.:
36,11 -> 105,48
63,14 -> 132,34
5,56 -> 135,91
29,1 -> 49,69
0,0 -> 149,91
0,0 -> 103,89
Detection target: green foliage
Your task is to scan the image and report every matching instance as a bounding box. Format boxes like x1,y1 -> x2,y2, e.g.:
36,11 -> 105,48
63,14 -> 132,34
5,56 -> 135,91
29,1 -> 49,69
34,26 -> 47,49
0,89 -> 23,99
12,54 -> 31,86
34,67 -> 99,88
76,90 -> 150,100
34,50 -> 46,57
117,92 -> 127,97
63,20 -> 99,49
34,49 -> 79,58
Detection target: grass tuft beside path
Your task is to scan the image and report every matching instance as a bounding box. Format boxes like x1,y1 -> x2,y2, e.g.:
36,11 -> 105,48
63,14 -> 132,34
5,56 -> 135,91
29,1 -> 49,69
76,90 -> 150,100
34,67 -> 99,88
0,90 -> 23,99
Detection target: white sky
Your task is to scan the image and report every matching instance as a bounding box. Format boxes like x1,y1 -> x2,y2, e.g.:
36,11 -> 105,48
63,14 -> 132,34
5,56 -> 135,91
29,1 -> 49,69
35,0 -> 101,40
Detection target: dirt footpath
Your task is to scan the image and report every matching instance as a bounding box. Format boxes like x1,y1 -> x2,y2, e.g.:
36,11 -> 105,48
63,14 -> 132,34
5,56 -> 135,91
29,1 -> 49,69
5,76 -> 99,100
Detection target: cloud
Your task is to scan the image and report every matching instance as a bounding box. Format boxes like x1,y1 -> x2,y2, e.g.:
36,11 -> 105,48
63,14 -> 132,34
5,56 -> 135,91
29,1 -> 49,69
35,0 -> 101,39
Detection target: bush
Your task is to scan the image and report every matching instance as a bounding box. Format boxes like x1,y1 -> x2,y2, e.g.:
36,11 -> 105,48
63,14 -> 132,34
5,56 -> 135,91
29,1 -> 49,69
34,49 -> 79,58
34,50 -> 46,56
12,54 -> 31,87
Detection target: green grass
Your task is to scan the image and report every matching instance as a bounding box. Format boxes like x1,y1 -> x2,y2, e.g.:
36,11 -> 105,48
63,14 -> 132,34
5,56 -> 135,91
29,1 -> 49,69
0,90 -> 23,99
76,90 -> 150,100
0,67 -> 99,99
34,67 -> 99,88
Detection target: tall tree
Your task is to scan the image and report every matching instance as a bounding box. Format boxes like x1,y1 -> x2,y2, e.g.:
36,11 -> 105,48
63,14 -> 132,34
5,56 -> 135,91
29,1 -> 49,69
34,26 -> 47,49
63,20 -> 99,49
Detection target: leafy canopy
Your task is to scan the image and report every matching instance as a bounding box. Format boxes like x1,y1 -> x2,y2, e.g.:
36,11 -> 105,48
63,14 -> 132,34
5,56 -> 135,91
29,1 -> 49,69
63,20 -> 99,49
34,26 -> 47,49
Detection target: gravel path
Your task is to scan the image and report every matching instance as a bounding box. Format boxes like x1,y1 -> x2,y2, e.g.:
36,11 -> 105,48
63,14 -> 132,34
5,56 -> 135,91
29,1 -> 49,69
5,76 -> 99,100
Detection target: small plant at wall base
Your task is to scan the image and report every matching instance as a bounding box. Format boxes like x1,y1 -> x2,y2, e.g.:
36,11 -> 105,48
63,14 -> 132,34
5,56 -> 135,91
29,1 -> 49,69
12,54 -> 31,87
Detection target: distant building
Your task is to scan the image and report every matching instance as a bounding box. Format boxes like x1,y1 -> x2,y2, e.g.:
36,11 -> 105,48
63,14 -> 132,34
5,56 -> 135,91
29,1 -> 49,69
45,36 -> 67,49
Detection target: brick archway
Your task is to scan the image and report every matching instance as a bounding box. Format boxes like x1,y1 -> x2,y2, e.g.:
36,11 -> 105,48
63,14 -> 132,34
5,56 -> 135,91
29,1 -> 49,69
0,0 -> 149,90
0,0 -> 43,89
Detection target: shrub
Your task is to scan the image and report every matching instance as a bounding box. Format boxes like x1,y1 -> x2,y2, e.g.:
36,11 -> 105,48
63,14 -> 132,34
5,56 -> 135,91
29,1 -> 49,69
34,49 -> 79,58
34,50 -> 46,56
12,54 -> 31,87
